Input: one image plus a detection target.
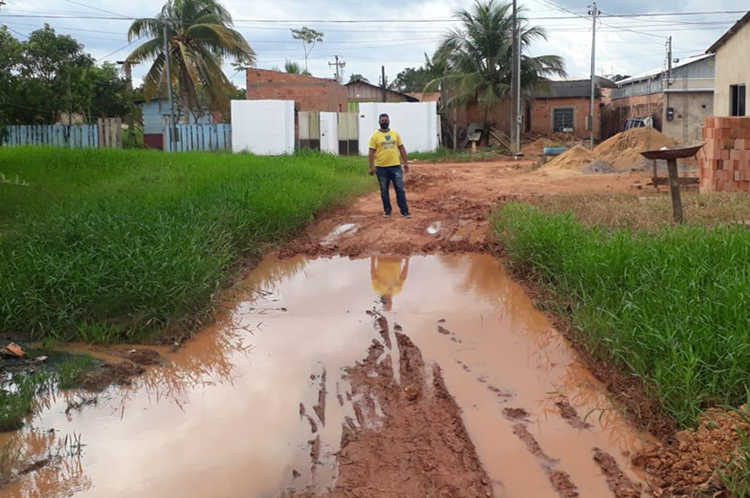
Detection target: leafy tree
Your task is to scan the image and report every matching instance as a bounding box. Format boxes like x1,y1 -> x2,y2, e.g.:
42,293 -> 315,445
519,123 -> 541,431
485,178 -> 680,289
432,0 -> 566,138
390,53 -> 445,93
348,73 -> 369,84
0,27 -> 22,125
126,0 -> 256,119
291,27 -> 324,72
611,74 -> 630,82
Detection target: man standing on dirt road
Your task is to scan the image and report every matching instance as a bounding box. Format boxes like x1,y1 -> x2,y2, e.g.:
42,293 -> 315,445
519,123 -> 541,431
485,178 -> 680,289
368,113 -> 411,218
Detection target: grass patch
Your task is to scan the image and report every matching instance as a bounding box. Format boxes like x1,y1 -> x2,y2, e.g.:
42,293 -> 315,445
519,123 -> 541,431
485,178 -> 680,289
529,192 -> 750,232
0,147 -> 372,342
495,202 -> 750,427
410,145 -> 508,163
53,354 -> 99,390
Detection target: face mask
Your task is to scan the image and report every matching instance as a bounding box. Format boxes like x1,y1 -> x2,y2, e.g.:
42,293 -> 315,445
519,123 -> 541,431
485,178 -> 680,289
380,121 -> 390,130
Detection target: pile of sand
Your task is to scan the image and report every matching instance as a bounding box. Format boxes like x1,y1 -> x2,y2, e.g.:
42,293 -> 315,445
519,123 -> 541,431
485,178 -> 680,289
543,145 -> 594,172
593,127 -> 678,170
522,138 -> 556,158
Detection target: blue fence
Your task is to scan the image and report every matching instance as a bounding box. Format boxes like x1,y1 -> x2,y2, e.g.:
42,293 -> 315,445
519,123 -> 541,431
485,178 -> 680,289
164,124 -> 232,152
2,124 -> 99,148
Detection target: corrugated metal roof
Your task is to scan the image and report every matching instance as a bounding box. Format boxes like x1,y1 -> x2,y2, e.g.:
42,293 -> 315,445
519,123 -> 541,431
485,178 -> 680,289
616,53 -> 713,86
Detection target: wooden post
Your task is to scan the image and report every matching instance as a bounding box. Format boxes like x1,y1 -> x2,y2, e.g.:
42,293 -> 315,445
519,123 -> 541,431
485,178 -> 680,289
666,158 -> 684,223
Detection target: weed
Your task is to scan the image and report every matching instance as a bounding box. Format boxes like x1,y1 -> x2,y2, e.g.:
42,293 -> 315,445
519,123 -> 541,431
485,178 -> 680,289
719,410 -> 750,496
0,373 -> 49,432
495,203 -> 750,426
0,436 -> 26,485
55,355 -> 99,390
0,147 -> 373,342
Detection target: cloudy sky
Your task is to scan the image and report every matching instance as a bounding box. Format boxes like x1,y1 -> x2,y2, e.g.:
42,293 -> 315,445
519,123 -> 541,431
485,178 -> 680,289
1,0 -> 747,87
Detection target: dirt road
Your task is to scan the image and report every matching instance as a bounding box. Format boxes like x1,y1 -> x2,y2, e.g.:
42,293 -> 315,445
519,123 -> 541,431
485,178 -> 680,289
0,162 -> 657,498
283,160 -> 647,257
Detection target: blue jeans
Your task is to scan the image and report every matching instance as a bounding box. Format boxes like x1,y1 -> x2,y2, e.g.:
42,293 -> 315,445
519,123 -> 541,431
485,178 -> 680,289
376,166 -> 409,215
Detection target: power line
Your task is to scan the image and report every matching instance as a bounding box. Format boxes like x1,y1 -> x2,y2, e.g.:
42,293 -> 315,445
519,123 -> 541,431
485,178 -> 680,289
59,0 -> 130,19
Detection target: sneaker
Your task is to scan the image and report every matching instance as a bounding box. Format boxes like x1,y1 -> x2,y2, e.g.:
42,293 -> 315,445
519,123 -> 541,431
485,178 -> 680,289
383,212 -> 391,218
402,212 -> 412,219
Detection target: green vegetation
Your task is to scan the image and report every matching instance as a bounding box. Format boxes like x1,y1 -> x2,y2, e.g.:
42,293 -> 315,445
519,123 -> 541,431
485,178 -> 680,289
54,354 -> 99,390
410,145 -> 508,163
0,147 -> 371,343
0,373 -> 49,432
495,202 -> 750,427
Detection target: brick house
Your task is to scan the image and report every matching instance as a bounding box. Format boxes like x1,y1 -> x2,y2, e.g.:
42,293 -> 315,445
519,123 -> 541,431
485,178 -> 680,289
245,68 -> 348,112
526,78 -> 616,140
607,54 -> 715,143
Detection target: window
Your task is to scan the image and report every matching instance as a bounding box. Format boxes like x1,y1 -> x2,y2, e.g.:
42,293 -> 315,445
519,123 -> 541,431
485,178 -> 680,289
553,108 -> 574,132
731,84 -> 746,116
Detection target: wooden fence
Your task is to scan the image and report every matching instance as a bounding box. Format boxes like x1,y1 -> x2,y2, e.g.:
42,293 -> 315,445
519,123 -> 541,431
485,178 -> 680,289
1,118 -> 123,148
164,123 -> 232,152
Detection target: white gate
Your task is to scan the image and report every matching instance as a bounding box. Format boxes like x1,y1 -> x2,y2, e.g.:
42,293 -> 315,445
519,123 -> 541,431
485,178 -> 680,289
320,112 -> 339,155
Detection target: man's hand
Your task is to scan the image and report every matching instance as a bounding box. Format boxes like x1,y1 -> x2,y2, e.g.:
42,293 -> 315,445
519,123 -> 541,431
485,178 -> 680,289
369,167 -> 375,176
403,163 -> 409,174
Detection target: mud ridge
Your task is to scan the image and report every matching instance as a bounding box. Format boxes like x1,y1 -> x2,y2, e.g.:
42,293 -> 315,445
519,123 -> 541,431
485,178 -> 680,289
593,448 -> 642,498
288,326 -> 494,498
556,399 -> 593,430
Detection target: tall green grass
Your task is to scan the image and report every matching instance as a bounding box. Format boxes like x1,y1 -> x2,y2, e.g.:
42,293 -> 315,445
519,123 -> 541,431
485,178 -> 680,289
495,202 -> 750,427
0,147 -> 371,342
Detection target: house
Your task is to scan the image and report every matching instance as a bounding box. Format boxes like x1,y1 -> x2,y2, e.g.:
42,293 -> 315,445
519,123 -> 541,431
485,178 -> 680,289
245,68 -> 347,112
527,77 -> 616,140
607,54 -> 715,143
139,99 -> 216,149
345,81 -> 418,111
707,10 -> 750,117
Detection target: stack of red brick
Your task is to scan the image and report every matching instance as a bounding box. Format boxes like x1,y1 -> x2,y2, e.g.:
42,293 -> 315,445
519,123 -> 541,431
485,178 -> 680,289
700,116 -> 750,192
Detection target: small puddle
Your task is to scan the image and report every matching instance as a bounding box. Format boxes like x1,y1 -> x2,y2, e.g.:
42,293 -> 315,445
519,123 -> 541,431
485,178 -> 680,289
426,221 -> 442,235
321,223 -> 357,245
0,255 -> 651,498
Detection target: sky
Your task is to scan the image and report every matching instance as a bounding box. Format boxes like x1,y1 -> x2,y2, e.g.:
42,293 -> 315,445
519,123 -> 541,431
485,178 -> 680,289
0,0 -> 747,88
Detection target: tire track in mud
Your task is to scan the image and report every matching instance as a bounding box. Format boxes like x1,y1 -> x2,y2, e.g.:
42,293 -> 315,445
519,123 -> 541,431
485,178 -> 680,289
285,316 -> 495,498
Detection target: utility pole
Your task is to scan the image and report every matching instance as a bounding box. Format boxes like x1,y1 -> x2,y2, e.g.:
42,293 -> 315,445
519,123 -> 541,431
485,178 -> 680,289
380,66 -> 387,103
511,0 -> 520,154
588,3 -> 599,150
163,21 -> 177,152
328,55 -> 346,83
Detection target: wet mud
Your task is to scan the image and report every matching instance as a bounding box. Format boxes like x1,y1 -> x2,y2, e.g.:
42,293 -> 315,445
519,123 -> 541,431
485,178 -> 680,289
0,255 -> 652,498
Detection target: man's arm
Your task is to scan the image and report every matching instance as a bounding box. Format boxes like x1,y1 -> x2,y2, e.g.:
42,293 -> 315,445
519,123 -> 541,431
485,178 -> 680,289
368,149 -> 376,175
398,144 -> 409,173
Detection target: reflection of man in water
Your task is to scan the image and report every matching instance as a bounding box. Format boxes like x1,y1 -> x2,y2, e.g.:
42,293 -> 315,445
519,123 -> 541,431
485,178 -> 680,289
370,257 -> 410,311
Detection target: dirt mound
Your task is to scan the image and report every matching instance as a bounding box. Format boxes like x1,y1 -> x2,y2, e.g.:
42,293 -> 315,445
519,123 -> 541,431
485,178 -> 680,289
594,128 -> 677,170
543,145 -> 593,172
633,407 -> 749,496
80,361 -> 144,391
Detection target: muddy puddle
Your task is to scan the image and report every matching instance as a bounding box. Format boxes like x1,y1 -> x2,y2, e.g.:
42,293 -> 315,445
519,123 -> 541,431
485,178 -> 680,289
0,255 -> 652,498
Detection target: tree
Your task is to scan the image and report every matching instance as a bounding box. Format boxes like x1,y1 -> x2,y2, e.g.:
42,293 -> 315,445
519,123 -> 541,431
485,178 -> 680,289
348,73 -> 369,84
390,53 -> 445,93
291,27 -> 324,72
126,0 -> 256,119
611,74 -> 630,82
432,0 -> 566,140
0,27 -> 22,125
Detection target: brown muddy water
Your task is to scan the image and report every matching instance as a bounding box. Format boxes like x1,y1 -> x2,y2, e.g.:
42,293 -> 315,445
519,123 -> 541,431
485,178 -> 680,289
0,254 -> 652,498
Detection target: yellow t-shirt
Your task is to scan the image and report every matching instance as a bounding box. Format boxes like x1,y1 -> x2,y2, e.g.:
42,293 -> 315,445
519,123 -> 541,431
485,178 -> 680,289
371,258 -> 406,297
368,129 -> 403,167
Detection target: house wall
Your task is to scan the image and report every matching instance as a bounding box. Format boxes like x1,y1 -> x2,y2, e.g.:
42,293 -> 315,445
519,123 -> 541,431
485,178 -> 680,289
714,23 -> 750,116
527,97 -> 601,139
700,116 -> 750,192
663,91 -> 714,144
245,69 -> 347,112
141,100 -> 213,150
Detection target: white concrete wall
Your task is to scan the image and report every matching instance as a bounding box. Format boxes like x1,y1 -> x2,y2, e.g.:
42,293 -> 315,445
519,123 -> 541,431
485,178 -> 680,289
358,102 -> 438,155
231,100 -> 294,155
320,112 -> 339,155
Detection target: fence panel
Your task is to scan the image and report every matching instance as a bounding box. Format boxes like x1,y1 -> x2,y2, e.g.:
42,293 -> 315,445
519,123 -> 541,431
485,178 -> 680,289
164,123 -> 232,152
2,124 -> 102,148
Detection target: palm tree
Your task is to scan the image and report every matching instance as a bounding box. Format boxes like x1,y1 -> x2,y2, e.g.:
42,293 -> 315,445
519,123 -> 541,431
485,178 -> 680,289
126,0 -> 256,118
283,59 -> 311,76
432,0 -> 566,138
